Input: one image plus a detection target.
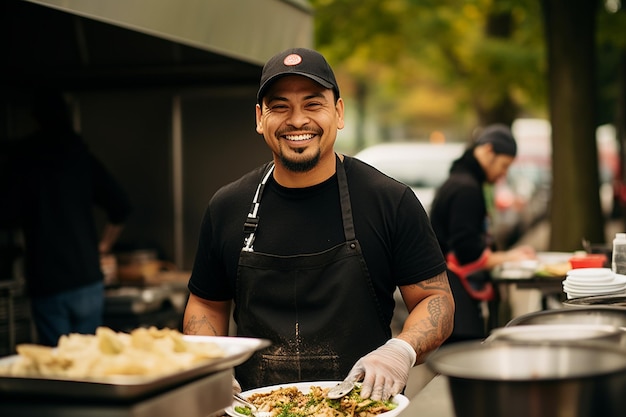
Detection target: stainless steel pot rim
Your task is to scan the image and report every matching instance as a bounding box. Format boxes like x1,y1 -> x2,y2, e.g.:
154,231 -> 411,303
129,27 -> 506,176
506,306 -> 626,327
487,323 -> 623,341
426,339 -> 626,381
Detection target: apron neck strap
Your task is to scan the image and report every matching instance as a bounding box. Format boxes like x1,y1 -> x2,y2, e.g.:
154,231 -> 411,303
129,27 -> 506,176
335,155 -> 356,242
243,162 -> 274,252
242,155 -> 356,252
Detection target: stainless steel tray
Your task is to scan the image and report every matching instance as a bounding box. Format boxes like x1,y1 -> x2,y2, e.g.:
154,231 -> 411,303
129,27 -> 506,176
0,335 -> 270,401
0,369 -> 233,417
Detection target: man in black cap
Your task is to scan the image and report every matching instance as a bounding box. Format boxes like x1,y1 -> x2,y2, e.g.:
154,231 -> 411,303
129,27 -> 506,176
430,124 -> 536,343
183,48 -> 454,400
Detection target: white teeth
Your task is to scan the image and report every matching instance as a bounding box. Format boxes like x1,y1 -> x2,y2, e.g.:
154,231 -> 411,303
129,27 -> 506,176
285,133 -> 315,141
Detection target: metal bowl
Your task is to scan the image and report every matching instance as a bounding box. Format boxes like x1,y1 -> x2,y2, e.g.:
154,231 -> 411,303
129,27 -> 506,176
506,306 -> 626,330
426,340 -> 626,417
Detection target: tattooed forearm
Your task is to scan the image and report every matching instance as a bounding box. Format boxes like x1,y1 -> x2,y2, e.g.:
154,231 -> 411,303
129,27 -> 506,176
427,296 -> 442,327
397,271 -> 455,362
407,296 -> 454,359
183,314 -> 219,336
429,296 -> 454,339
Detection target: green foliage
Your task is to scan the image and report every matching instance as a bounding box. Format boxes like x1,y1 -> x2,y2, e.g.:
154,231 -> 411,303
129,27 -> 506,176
310,0 -> 547,139
310,0 -> 623,143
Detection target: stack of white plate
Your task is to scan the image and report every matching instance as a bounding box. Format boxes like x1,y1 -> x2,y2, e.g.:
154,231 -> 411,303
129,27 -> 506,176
562,268 -> 626,299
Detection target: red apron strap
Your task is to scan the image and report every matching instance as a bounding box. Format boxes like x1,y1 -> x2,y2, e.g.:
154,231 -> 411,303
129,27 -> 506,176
446,250 -> 495,301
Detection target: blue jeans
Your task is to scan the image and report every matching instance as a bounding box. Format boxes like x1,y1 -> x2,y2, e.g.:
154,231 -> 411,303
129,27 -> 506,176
30,281 -> 104,346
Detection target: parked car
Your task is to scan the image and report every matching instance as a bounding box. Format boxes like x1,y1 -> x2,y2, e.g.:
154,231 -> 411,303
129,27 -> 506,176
353,136 -> 551,249
353,142 -> 466,214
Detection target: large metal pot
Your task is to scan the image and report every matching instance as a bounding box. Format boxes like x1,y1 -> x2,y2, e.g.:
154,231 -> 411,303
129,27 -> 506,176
506,306 -> 626,330
426,340 -> 626,417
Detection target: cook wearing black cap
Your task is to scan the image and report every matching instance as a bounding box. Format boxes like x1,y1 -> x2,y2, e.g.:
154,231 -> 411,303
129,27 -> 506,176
430,124 -> 536,343
183,48 -> 454,400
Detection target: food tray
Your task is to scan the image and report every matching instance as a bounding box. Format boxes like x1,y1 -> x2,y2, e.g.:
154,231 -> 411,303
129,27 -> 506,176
0,336 -> 270,401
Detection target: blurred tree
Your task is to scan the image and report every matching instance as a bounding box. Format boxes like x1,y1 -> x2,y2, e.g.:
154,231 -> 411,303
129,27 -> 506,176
596,3 -> 626,228
542,0 -> 604,250
310,0 -> 545,146
542,0 -> 626,250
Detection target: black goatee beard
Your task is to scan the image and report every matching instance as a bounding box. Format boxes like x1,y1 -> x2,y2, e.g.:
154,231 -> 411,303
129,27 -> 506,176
280,149 -> 321,173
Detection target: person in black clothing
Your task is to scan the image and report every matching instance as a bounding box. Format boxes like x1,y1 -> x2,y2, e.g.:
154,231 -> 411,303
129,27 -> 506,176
183,48 -> 454,400
2,88 -> 132,346
430,124 -> 536,343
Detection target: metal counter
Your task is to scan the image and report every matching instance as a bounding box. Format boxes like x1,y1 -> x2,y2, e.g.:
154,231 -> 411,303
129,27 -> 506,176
0,368 -> 232,417
400,375 -> 455,417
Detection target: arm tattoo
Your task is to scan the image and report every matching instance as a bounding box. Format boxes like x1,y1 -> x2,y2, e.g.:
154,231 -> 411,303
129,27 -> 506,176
403,271 -> 454,358
416,271 -> 449,291
183,314 -> 219,336
428,296 -> 454,338
427,296 -> 442,327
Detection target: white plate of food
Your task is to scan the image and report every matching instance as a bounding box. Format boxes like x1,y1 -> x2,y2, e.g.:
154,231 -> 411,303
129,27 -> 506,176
225,380 -> 409,417
497,260 -> 540,279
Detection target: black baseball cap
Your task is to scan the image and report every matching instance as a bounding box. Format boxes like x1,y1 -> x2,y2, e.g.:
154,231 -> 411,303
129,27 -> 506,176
257,48 -> 340,104
475,124 -> 517,157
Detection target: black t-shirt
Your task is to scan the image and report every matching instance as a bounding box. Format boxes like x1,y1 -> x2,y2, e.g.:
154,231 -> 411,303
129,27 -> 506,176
188,155 -> 446,325
430,151 -> 489,264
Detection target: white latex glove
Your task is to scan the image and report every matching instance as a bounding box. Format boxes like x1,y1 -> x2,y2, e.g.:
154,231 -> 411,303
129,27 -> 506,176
233,375 -> 242,394
345,338 -> 416,401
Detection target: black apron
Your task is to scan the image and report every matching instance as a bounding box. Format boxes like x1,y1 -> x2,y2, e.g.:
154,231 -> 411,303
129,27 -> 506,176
234,157 -> 390,390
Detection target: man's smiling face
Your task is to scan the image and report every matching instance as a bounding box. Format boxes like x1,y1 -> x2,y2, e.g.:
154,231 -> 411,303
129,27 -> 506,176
256,75 -> 344,173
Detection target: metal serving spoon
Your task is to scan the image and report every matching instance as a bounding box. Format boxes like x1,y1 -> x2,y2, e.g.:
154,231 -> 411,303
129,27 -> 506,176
232,393 -> 272,417
326,380 -> 355,399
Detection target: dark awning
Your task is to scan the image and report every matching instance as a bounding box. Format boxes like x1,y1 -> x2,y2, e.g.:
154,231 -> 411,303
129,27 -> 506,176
4,0 -> 313,90
23,0 -> 313,65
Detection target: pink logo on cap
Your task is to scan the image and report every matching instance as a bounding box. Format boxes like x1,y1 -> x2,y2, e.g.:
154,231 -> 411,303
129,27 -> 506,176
283,54 -> 302,66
